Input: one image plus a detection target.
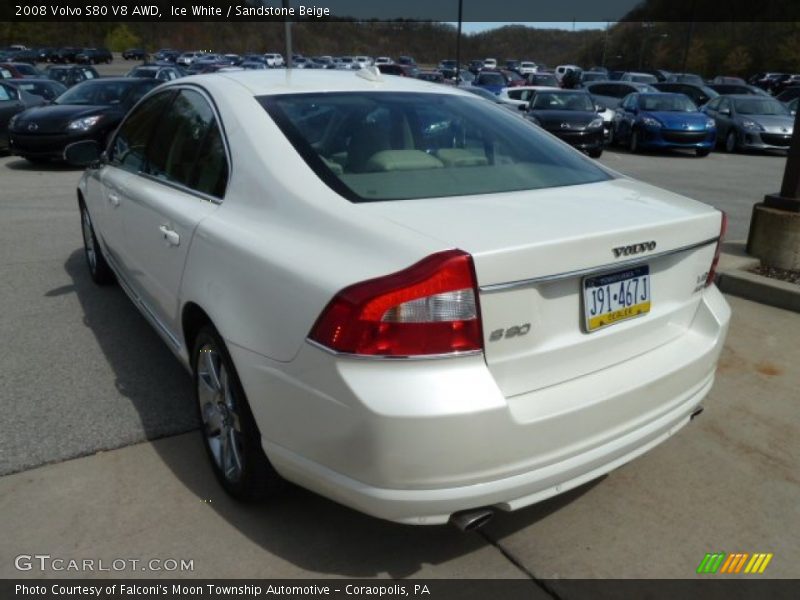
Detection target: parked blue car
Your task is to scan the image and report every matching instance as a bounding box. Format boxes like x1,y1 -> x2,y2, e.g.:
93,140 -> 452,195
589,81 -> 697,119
611,92 -> 717,157
472,70 -> 506,95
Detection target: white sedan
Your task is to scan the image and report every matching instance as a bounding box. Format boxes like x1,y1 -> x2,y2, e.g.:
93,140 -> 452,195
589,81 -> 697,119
71,69 -> 730,529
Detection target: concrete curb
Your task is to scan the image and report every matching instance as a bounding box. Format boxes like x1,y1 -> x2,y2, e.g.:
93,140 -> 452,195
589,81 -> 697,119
716,241 -> 800,313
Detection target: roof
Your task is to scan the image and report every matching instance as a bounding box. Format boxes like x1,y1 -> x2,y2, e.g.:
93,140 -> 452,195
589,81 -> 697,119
199,69 -> 471,97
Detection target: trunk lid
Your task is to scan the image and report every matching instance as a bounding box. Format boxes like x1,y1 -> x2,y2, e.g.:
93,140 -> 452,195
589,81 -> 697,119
364,178 -> 722,397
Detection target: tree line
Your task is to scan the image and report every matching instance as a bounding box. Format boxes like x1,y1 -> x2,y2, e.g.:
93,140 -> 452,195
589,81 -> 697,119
1,19 -> 797,76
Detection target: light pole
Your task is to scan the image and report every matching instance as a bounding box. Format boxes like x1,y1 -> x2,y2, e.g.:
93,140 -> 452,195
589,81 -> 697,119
455,0 -> 463,85
283,0 -> 292,68
747,108 -> 800,270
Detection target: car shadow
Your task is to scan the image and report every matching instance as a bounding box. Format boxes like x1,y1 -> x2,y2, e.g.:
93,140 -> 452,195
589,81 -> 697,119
605,146 -> 710,159
4,157 -> 83,171
60,247 -> 601,577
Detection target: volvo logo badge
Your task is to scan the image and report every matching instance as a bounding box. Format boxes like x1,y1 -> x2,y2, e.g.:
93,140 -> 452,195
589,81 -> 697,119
613,241 -> 657,258
27,123 -> 38,132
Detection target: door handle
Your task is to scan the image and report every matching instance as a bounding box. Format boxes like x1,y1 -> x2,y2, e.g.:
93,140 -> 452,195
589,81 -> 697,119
158,225 -> 180,247
108,193 -> 120,207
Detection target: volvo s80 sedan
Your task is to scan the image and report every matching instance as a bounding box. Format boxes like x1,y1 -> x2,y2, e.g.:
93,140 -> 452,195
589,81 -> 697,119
69,69 -> 730,529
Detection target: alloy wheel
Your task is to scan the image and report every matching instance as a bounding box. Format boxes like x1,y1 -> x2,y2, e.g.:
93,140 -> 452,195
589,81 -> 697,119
197,344 -> 245,483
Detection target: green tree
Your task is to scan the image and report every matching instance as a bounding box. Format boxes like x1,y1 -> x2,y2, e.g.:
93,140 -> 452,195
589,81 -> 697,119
105,24 -> 141,52
721,46 -> 752,76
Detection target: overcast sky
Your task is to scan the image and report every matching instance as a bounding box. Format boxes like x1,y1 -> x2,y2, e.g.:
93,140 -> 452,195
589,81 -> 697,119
454,22 -> 609,33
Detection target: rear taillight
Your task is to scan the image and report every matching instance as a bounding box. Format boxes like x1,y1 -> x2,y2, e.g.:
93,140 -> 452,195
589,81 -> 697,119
705,211 -> 728,287
309,250 -> 483,357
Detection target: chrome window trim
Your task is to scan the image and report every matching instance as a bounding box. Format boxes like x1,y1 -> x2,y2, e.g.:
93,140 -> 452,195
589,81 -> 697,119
137,171 -> 224,205
479,236 -> 719,293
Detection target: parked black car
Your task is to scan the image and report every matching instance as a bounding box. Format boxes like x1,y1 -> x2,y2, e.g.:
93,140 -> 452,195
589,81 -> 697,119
776,86 -> 800,103
8,77 -> 162,163
122,48 -> 148,60
1,80 -> 46,151
11,49 -> 40,64
6,78 -> 67,102
666,73 -> 705,85
153,49 -> 180,62
37,47 -> 57,62
44,65 -> 100,88
468,60 -> 484,75
53,47 -> 82,63
126,65 -> 182,81
653,82 -> 719,107
76,48 -> 113,65
523,89 -> 605,158
526,72 -> 559,87
708,83 -> 769,97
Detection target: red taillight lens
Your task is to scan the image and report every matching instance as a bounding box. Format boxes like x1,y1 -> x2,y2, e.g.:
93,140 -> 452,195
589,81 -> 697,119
705,211 -> 728,287
309,250 -> 483,357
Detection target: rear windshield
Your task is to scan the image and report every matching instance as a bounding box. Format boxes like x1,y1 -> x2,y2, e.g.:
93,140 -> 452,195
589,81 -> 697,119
259,92 -> 611,202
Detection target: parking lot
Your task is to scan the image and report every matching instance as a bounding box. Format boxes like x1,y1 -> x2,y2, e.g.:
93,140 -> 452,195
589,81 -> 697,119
1,139 -> 798,584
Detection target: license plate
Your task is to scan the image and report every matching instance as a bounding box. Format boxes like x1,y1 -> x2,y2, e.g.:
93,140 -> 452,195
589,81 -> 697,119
583,265 -> 651,332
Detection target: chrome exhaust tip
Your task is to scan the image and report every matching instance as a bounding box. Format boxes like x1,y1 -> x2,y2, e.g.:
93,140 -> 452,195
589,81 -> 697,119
449,508 -> 494,532
690,406 -> 705,420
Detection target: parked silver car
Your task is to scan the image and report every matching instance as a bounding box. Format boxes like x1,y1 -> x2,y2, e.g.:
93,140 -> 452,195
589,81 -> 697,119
703,94 -> 794,152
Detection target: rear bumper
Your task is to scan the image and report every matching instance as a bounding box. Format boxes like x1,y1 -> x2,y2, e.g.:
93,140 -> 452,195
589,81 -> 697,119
231,286 -> 730,525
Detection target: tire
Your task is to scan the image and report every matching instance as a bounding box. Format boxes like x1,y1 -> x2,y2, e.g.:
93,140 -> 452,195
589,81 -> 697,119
80,203 -> 115,285
588,147 -> 603,158
725,130 -> 738,153
606,127 -> 615,146
696,147 -> 711,157
629,128 -> 640,153
193,325 -> 285,502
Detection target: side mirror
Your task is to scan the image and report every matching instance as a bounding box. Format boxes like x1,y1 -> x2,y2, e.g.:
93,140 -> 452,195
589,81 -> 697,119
63,139 -> 102,167
719,108 -> 731,116
792,110 -> 797,116
518,103 -> 527,111
595,103 -> 605,112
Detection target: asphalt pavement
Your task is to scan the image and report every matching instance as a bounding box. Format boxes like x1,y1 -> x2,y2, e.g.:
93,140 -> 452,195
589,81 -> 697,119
0,80 -> 797,582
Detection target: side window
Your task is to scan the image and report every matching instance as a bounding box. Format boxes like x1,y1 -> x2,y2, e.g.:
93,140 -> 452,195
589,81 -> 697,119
719,98 -> 731,113
188,122 -> 229,198
109,90 -> 174,173
620,94 -> 632,110
145,89 -> 228,198
591,84 -> 613,97
706,97 -> 720,111
0,84 -> 12,101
